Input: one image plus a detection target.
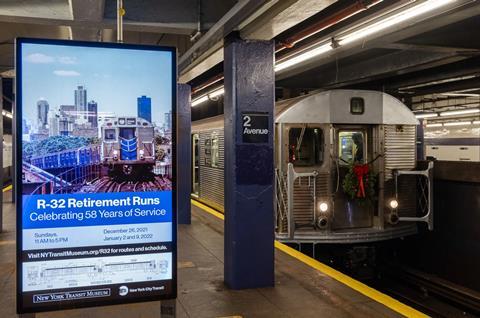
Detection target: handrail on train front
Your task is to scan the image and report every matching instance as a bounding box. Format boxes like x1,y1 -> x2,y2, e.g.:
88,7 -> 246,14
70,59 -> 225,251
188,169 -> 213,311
287,163 -> 319,239
274,169 -> 288,225
394,161 -> 434,231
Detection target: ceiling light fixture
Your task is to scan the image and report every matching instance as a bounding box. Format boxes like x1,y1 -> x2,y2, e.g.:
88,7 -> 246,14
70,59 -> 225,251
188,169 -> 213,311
274,43 -> 332,72
443,121 -> 472,127
426,123 -> 443,128
208,88 -> 225,98
441,93 -> 480,97
191,88 -> 226,107
440,109 -> 480,117
2,110 -> 12,119
399,76 -> 477,90
415,113 -> 438,119
338,0 -> 454,46
191,95 -> 209,107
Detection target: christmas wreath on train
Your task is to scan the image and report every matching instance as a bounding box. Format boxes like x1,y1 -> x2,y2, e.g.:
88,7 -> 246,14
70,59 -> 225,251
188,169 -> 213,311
342,161 -> 378,204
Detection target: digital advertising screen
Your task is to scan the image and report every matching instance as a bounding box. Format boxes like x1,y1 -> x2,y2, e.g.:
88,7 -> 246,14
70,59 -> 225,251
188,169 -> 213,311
16,38 -> 176,313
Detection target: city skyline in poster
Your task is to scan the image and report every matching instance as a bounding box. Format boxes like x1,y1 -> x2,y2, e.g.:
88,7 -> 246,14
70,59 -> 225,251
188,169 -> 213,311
21,43 -> 172,132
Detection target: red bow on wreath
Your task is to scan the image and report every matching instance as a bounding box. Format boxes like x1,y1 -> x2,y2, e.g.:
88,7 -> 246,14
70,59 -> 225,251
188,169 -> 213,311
353,164 -> 369,198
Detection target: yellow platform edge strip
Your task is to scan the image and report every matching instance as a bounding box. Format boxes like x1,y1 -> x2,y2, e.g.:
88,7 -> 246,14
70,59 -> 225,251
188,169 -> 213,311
2,184 -> 12,192
191,199 -> 428,318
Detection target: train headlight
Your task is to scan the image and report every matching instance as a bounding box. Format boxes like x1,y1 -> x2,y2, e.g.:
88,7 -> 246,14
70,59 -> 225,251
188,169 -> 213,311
139,149 -> 144,155
389,199 -> 399,209
318,202 -> 329,212
113,150 -> 118,155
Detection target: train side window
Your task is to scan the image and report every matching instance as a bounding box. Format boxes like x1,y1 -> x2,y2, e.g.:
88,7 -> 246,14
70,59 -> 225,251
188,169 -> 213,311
288,127 -> 324,166
211,135 -> 220,168
104,129 -> 116,141
338,131 -> 365,165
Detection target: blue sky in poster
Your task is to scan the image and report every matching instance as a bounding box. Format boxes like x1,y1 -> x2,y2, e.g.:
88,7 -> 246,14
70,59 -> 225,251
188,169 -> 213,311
21,42 -> 173,127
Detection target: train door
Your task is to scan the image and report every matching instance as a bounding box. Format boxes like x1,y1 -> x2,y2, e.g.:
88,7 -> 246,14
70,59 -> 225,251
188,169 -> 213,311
287,126 -> 325,229
192,134 -> 200,197
119,128 -> 137,160
333,127 -> 373,230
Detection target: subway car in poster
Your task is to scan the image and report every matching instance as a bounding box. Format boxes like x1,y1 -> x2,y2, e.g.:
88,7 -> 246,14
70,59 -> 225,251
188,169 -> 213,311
192,90 -> 434,246
101,116 -> 156,179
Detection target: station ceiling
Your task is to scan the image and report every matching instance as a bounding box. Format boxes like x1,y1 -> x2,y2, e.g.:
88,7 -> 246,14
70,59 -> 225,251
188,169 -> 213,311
0,0 -> 479,122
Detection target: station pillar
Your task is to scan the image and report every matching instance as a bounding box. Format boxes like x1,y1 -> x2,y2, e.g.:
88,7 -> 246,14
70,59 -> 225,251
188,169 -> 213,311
0,77 -> 3,232
223,36 -> 275,289
177,84 -> 191,224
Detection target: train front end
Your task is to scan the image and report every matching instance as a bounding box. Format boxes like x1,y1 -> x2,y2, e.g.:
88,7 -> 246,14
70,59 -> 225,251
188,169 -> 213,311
101,117 -> 155,178
274,90 -> 434,244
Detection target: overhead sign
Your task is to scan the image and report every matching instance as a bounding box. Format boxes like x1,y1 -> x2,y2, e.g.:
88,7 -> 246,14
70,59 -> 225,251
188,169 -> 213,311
242,112 -> 269,143
16,38 -> 177,314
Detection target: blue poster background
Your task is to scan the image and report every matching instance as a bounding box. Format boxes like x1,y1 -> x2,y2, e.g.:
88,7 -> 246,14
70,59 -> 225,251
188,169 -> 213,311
22,191 -> 172,229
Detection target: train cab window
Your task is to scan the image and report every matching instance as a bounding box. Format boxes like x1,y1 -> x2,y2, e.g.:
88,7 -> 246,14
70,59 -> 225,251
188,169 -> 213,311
104,129 -> 116,141
211,135 -> 220,168
338,131 -> 365,164
288,127 -> 324,166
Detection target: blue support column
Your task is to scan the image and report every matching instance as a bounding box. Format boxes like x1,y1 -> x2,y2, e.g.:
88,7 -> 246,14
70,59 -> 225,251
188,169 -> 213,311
177,83 -> 191,224
224,37 -> 275,289
0,77 -> 3,232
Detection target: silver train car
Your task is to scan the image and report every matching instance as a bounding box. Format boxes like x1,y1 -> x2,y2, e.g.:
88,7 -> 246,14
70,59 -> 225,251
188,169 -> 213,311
101,116 -> 155,178
192,90 -> 434,244
425,123 -> 480,162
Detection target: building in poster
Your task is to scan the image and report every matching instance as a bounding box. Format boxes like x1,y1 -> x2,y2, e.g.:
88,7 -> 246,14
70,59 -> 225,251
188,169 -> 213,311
137,95 -> 152,123
75,85 -> 87,123
36,99 -> 49,131
87,100 -> 98,128
164,110 -> 172,132
17,38 -> 176,314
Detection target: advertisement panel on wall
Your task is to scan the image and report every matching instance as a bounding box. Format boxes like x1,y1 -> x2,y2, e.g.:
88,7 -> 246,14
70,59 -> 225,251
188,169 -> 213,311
16,38 -> 176,313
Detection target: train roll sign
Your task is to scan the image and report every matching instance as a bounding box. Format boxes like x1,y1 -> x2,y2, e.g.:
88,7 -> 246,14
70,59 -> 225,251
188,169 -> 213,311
16,38 -> 177,314
242,112 -> 269,143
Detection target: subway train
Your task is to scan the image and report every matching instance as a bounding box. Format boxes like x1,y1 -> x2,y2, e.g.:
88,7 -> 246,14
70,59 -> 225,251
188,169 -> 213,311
101,116 -> 156,178
425,123 -> 480,161
192,90 -> 434,244
30,146 -> 101,169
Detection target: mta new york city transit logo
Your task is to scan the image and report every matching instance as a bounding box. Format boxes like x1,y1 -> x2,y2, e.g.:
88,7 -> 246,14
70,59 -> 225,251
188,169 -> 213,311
119,286 -> 129,296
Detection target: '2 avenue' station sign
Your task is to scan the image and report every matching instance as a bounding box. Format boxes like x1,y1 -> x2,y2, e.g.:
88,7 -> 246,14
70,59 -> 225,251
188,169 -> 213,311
242,112 -> 269,143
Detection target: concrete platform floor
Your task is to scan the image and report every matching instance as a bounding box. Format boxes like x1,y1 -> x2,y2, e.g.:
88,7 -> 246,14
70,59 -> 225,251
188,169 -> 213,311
0,192 -> 402,317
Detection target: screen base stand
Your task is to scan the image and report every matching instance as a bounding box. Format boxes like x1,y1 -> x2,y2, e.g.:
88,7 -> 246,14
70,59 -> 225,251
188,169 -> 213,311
160,299 -> 176,318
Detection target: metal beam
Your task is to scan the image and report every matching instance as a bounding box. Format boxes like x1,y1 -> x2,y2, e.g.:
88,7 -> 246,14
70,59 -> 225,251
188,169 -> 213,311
0,14 -> 197,35
178,0 -> 271,76
380,43 -> 480,55
384,57 -> 480,90
408,77 -> 480,96
179,0 -> 339,83
240,0 -> 336,40
278,50 -> 465,89
70,0 -> 105,41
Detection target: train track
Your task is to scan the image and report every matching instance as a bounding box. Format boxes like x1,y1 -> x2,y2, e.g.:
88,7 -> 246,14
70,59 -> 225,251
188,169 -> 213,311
79,176 -> 172,193
374,261 -> 480,317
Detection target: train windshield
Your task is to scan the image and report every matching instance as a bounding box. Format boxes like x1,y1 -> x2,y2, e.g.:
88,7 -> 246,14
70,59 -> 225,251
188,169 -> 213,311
104,129 -> 116,141
289,127 -> 324,166
338,131 -> 365,164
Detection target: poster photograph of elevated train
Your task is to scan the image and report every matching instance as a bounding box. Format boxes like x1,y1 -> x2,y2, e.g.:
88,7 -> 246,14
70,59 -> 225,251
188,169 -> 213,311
16,38 -> 176,313
21,48 -> 173,196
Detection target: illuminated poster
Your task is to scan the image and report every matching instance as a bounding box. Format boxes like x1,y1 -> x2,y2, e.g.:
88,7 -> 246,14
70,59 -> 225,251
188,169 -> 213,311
16,38 -> 176,313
